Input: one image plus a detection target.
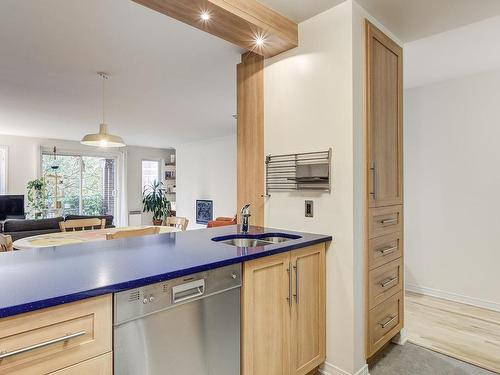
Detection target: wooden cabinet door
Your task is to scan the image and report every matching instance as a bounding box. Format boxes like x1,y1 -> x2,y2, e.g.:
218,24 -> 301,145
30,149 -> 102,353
366,20 -> 403,208
290,244 -> 326,375
242,251 -> 292,375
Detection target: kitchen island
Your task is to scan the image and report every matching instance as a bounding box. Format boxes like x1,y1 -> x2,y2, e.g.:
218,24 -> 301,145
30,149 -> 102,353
0,225 -> 331,374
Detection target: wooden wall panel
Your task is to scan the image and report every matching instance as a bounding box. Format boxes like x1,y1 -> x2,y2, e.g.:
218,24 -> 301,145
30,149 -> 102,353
237,52 -> 264,226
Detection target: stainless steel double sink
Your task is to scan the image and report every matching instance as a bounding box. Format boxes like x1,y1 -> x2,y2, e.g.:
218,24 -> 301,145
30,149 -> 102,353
212,233 -> 301,248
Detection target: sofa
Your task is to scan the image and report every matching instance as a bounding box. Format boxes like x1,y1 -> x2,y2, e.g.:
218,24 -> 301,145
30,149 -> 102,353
1,215 -> 114,242
207,216 -> 237,228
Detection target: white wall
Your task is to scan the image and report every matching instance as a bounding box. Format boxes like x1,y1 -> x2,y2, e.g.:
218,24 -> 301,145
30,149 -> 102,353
405,14 -> 500,89
176,135 -> 236,230
0,134 -> 41,195
405,69 -> 500,310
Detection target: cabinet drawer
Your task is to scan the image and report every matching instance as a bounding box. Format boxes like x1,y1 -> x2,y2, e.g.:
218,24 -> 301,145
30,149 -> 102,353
50,352 -> 112,375
0,294 -> 112,375
369,232 -> 402,270
367,291 -> 403,357
368,205 -> 403,239
368,259 -> 403,309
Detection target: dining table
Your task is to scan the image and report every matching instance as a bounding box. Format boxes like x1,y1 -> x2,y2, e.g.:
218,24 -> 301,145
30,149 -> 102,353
12,226 -> 180,250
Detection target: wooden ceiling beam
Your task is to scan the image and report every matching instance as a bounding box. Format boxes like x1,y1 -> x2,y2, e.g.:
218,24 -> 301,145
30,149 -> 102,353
132,0 -> 298,57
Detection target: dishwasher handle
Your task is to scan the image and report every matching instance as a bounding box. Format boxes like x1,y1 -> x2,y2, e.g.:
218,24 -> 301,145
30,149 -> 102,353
172,279 -> 205,304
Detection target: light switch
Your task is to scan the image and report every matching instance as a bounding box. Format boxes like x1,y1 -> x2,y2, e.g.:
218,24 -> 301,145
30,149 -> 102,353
305,200 -> 313,217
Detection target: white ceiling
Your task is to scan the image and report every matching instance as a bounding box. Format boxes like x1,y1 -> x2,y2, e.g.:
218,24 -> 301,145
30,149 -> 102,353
405,15 -> 500,89
257,0 -> 344,23
259,0 -> 500,42
0,0 -> 242,149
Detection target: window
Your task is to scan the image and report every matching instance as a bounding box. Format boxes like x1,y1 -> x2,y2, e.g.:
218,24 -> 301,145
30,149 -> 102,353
0,146 -> 7,195
142,160 -> 159,191
41,153 -> 116,217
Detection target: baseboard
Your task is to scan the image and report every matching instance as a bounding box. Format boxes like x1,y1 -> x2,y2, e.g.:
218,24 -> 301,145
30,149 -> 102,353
319,362 -> 369,375
406,284 -> 500,312
391,327 -> 408,345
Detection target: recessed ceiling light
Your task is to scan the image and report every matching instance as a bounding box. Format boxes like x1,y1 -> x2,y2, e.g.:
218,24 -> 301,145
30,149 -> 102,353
255,36 -> 265,46
200,11 -> 210,21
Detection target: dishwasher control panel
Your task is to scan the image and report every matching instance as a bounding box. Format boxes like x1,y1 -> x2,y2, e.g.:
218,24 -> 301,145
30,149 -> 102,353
114,263 -> 241,325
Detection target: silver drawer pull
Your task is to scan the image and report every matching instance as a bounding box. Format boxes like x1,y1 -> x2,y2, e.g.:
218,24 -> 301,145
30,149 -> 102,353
293,264 -> 299,304
380,218 -> 397,225
380,276 -> 398,288
379,246 -> 397,255
379,315 -> 397,329
0,330 -> 86,360
370,162 -> 377,199
286,263 -> 292,307
172,279 -> 205,304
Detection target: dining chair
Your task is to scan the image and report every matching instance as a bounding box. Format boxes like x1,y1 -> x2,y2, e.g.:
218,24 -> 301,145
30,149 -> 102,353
59,218 -> 106,232
0,234 -> 13,252
106,226 -> 161,240
165,216 -> 189,231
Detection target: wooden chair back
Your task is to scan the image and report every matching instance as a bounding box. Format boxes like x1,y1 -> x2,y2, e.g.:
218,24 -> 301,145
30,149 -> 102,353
59,218 -> 106,232
106,226 -> 161,240
0,234 -> 13,252
165,216 -> 189,231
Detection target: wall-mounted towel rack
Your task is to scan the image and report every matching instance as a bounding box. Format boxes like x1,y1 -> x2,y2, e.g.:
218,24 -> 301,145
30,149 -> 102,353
264,149 -> 331,196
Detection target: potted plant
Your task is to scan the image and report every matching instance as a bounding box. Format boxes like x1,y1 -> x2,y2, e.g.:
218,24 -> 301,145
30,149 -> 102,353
27,178 -> 47,218
142,181 -> 170,225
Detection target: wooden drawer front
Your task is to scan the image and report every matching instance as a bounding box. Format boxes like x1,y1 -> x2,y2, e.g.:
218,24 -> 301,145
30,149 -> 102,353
369,205 -> 402,239
49,352 -> 112,375
369,232 -> 402,270
368,291 -> 403,357
0,294 -> 112,375
368,259 -> 403,309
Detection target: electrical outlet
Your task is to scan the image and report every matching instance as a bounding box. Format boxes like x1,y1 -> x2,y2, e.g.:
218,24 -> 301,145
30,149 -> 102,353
305,200 -> 313,217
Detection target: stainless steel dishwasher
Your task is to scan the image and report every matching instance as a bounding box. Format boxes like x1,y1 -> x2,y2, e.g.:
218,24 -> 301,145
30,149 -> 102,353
114,264 -> 241,375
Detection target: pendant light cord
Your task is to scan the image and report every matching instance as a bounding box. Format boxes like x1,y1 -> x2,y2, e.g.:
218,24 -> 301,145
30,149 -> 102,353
102,74 -> 106,124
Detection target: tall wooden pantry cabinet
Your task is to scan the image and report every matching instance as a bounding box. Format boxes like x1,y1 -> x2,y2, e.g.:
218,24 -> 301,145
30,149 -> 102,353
365,20 -> 404,358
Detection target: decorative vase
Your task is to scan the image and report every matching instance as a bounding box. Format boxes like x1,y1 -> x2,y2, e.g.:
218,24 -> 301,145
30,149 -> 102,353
153,219 -> 163,226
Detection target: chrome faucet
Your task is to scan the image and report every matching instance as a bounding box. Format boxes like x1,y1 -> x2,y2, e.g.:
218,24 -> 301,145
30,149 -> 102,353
240,204 -> 251,234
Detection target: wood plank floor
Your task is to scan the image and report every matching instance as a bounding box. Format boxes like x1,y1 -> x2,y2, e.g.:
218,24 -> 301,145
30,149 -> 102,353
406,291 -> 500,374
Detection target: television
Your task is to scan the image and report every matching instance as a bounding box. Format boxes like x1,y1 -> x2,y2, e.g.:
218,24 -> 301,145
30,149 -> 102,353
0,195 -> 25,220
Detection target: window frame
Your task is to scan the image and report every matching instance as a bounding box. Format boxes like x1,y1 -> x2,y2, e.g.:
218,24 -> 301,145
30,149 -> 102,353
40,150 -> 118,218
141,159 -> 161,193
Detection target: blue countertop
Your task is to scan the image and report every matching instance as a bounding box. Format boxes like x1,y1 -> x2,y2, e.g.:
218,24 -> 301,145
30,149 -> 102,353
0,225 -> 331,318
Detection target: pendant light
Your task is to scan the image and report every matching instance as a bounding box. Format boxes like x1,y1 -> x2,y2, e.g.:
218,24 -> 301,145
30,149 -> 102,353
81,72 -> 126,148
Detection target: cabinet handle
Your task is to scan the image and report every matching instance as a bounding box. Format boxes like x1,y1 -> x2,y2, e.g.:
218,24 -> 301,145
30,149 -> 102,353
287,263 -> 292,307
380,276 -> 398,288
379,315 -> 397,329
378,246 -> 397,255
380,218 -> 397,225
0,330 -> 86,360
293,264 -> 299,304
370,162 -> 376,199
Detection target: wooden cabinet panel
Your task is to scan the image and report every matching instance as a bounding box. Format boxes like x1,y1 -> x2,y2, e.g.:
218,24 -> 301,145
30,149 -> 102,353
0,295 -> 112,375
366,21 -> 403,208
368,205 -> 403,239
368,258 -> 403,309
242,244 -> 327,375
290,245 -> 326,375
49,353 -> 112,375
367,291 -> 404,357
242,251 -> 291,375
368,232 -> 403,270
